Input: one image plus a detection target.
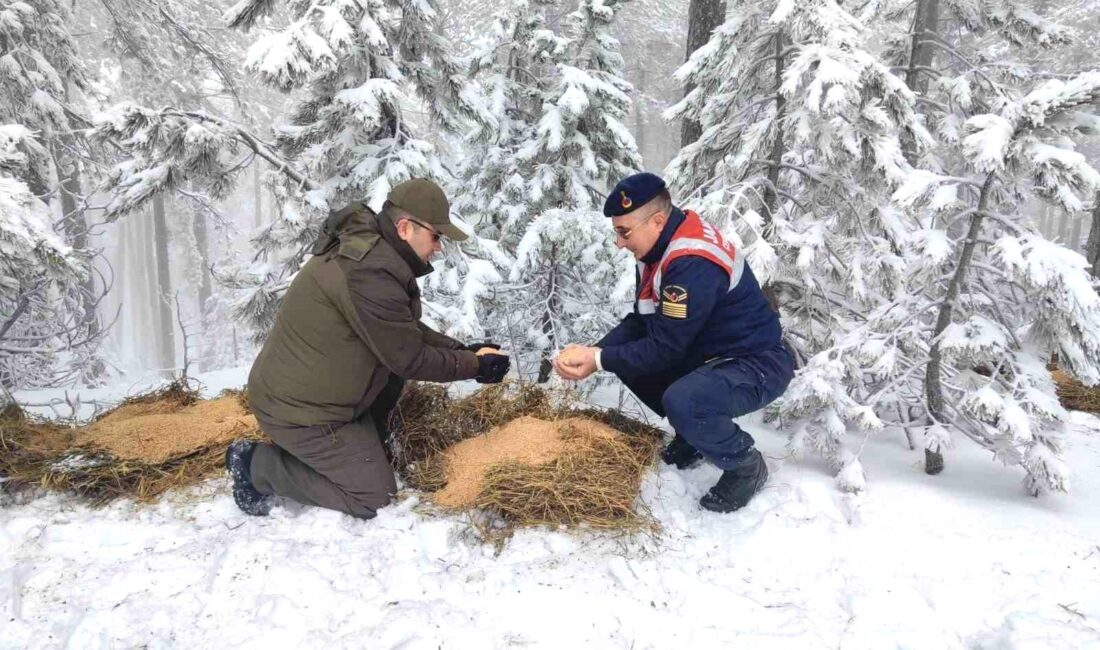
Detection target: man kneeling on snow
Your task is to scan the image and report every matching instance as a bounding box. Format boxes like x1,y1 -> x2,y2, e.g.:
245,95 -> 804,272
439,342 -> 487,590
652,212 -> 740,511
226,179 -> 510,518
554,172 -> 794,513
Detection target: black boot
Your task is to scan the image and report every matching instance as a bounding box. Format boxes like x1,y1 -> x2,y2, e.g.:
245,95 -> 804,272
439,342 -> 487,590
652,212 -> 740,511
225,440 -> 272,516
700,449 -> 769,513
661,434 -> 704,470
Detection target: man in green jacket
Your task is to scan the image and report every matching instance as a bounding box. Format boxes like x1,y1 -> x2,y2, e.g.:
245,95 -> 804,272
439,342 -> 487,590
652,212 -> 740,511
226,179 -> 510,518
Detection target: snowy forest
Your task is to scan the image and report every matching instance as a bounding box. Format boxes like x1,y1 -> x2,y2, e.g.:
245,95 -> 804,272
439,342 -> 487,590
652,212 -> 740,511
3,0 -> 1100,498
6,1 -> 1100,646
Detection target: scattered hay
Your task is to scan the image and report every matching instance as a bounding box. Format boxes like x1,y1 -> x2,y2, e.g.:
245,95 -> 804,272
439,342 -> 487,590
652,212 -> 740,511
96,377 -> 200,418
78,396 -> 257,464
433,416 -> 619,508
389,382 -> 554,490
390,382 -> 663,537
0,381 -> 263,505
474,420 -> 656,531
5,378 -> 663,536
1053,369 -> 1100,414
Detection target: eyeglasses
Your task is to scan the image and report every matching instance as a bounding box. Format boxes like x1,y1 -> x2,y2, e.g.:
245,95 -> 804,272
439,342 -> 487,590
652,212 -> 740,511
613,211 -> 660,241
406,218 -> 443,243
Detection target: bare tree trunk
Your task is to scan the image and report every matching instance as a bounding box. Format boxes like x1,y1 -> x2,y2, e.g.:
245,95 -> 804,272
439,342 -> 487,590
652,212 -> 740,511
137,210 -> 156,365
1070,211 -> 1084,252
1058,209 -> 1071,244
903,0 -> 940,163
680,0 -> 727,148
537,246 -> 562,384
1086,193 -> 1100,277
905,0 -> 946,470
152,194 -> 176,376
192,195 -> 212,373
924,173 -> 996,475
55,82 -> 105,382
762,33 -> 787,228
755,32 -> 790,313
116,214 -> 129,349
193,203 -> 212,312
254,163 -> 263,230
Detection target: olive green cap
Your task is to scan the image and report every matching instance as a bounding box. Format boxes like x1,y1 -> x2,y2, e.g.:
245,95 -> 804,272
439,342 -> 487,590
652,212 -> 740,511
386,179 -> 468,241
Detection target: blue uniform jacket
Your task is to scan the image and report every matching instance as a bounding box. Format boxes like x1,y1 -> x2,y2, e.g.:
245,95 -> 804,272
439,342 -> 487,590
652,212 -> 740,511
597,208 -> 783,380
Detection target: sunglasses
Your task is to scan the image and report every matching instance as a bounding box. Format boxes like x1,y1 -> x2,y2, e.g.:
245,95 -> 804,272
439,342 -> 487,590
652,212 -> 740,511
613,211 -> 660,240
406,217 -> 443,242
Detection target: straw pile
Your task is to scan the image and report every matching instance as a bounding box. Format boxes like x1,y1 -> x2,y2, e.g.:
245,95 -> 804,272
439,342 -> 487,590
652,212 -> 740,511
389,382 -> 663,534
3,379 -> 663,534
1052,369 -> 1100,414
0,380 -> 263,504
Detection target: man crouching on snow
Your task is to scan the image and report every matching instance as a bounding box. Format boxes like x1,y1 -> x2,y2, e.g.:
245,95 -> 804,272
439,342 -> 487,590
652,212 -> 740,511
225,179 -> 510,518
554,172 -> 794,513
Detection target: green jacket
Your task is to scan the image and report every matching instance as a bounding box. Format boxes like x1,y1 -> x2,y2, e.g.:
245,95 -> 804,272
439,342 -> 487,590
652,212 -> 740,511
248,203 -> 478,427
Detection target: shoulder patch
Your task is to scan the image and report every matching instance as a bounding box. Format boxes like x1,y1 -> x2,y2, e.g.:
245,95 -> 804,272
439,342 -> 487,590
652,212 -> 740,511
661,284 -> 688,319
337,234 -> 380,262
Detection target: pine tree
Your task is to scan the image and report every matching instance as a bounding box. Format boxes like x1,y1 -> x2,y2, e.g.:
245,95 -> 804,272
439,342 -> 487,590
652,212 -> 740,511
520,0 -> 642,213
0,0 -> 105,394
452,0 -> 641,379
671,0 -> 1100,494
81,0 -> 261,375
666,0 -> 929,489
452,0 -> 568,247
878,0 -> 1100,492
0,126 -> 87,396
95,0 -> 493,342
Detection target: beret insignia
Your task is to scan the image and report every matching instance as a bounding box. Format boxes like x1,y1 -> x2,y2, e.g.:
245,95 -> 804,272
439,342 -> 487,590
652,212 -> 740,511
620,191 -> 633,209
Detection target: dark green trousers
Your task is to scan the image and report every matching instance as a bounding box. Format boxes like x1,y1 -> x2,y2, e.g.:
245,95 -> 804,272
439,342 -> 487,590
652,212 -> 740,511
249,378 -> 404,518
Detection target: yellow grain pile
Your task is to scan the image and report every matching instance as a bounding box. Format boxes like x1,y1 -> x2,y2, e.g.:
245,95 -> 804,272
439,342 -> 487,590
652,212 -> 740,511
391,383 -> 663,535
77,396 -> 257,463
1,382 -> 262,504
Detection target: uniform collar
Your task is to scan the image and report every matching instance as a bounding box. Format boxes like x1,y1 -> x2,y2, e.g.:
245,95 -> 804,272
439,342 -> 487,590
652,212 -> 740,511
640,206 -> 686,265
375,212 -> 434,277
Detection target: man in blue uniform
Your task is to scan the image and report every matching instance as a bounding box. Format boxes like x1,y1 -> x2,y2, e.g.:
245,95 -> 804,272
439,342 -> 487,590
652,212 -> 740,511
554,172 -> 794,513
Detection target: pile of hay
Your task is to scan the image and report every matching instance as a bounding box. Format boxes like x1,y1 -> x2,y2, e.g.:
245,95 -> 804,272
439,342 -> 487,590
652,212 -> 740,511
1052,369 -> 1100,414
3,379 -> 663,534
389,382 -> 663,534
0,380 -> 263,504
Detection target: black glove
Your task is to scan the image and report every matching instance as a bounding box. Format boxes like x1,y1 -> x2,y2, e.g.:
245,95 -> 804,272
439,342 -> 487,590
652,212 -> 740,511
464,341 -> 501,353
475,353 -> 510,384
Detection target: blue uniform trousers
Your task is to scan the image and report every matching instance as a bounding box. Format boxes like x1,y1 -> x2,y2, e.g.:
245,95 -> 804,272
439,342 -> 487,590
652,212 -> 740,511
618,344 -> 795,470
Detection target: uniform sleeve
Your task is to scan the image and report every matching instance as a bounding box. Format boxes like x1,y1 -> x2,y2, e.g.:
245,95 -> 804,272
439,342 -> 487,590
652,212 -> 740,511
341,265 -> 479,381
418,321 -> 465,350
595,313 -> 646,348
600,257 -> 726,379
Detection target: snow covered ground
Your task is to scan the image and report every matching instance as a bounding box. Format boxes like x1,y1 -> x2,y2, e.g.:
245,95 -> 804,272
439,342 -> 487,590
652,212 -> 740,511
3,367 -> 1100,649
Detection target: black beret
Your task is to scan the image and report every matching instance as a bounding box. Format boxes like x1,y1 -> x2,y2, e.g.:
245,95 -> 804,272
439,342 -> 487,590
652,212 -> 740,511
603,172 -> 667,217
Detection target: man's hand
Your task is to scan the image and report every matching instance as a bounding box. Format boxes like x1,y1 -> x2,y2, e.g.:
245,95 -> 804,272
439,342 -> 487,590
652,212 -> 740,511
475,352 -> 510,384
553,344 -> 599,381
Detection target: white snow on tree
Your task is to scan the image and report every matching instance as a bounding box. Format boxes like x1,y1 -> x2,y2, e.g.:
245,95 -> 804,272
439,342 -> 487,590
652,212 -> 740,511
447,0 -> 640,379
519,0 -> 642,213
0,125 -> 86,394
451,0 -> 569,247
665,0 -> 929,490
667,0 -> 1100,494
94,0 -> 494,341
0,0 -> 106,392
506,208 -> 634,381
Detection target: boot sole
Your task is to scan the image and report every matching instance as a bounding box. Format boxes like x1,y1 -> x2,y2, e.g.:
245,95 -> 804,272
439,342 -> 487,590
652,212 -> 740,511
225,441 -> 272,516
